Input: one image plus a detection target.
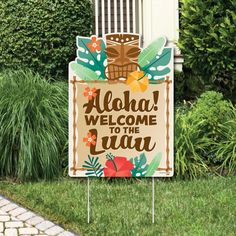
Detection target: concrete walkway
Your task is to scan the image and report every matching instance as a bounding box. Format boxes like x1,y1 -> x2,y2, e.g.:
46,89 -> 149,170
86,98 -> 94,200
0,195 -> 77,236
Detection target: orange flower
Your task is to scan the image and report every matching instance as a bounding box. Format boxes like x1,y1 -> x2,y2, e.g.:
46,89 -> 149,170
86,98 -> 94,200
83,132 -> 96,147
87,36 -> 102,52
83,87 -> 97,100
126,71 -> 149,92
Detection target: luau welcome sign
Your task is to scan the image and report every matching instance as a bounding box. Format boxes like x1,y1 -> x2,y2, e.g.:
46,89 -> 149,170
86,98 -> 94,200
69,33 -> 174,177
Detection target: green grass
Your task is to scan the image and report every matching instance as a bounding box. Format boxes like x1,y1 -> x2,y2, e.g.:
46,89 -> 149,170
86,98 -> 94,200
0,177 -> 236,236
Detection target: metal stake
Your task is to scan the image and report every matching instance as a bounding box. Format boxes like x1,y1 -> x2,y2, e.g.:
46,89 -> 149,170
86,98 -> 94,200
152,177 -> 155,223
87,177 -> 90,223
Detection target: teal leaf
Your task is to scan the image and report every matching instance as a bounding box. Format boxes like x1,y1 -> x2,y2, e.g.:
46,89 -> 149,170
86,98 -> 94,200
144,48 -> 172,80
138,37 -> 166,68
76,36 -> 107,79
82,155 -> 104,177
145,153 -> 162,177
70,62 -> 103,80
130,153 -> 149,177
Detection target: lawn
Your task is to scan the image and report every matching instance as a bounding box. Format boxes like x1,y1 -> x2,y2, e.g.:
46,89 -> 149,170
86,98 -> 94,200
0,177 -> 236,236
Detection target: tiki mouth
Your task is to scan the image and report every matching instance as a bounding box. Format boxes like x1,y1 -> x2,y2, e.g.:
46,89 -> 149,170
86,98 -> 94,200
105,63 -> 140,80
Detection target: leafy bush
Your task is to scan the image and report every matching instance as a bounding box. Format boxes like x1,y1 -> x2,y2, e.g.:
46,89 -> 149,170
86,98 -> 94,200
211,104 -> 236,174
0,0 -> 92,78
179,0 -> 236,95
174,70 -> 205,102
175,108 -> 209,179
191,91 -> 233,139
0,70 -> 68,180
174,91 -> 236,179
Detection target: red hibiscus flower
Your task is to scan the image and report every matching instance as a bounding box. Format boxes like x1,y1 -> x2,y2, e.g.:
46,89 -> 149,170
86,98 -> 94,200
83,132 -> 96,147
87,36 -> 102,52
83,87 -> 97,100
104,156 -> 134,177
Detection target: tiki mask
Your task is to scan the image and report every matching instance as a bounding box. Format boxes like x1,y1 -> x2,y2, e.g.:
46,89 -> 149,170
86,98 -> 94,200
105,34 -> 141,81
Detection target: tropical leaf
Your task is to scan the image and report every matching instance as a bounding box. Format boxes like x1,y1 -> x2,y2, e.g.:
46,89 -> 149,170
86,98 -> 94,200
130,153 -> 149,177
144,48 -> 172,80
70,62 -> 102,80
138,37 -> 166,68
76,36 -> 107,79
82,155 -> 104,177
145,153 -> 162,176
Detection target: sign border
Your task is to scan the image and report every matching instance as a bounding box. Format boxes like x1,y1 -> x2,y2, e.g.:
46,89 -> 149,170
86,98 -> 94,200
69,77 -> 173,177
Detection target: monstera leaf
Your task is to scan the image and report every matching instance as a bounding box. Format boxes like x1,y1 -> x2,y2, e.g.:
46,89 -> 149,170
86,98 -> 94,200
70,62 -> 102,80
76,36 -> 107,79
130,153 -> 149,177
145,153 -> 162,176
145,48 -> 172,80
138,37 -> 166,68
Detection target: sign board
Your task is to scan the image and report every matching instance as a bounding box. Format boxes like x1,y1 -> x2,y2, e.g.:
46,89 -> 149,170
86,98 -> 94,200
69,33 -> 173,177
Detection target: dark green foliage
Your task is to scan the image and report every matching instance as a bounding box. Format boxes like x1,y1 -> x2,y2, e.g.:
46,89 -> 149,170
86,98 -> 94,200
0,0 -> 93,78
179,0 -> 236,96
190,91 -> 233,139
82,156 -> 103,177
174,70 -> 206,102
211,104 -> 236,174
175,91 -> 236,179
175,107 -> 209,179
130,153 -> 149,177
0,70 -> 68,180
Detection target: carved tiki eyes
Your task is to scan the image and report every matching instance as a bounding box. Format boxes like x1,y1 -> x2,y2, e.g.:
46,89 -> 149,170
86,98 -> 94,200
106,47 -> 141,58
105,47 -> 119,58
126,48 -> 141,58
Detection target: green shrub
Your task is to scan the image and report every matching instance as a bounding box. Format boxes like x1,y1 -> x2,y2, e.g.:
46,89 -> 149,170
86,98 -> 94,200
211,104 -> 236,175
0,70 -> 68,180
0,0 -> 92,78
179,0 -> 236,95
174,70 -> 205,102
175,107 -> 209,179
174,91 -> 236,178
191,91 -> 233,138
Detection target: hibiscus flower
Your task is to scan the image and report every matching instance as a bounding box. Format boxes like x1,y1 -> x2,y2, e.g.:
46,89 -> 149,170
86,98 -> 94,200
104,156 -> 134,177
87,36 -> 102,52
83,132 -> 96,147
83,87 -> 97,100
126,70 -> 149,92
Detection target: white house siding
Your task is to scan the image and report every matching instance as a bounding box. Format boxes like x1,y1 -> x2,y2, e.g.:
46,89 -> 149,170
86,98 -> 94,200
93,0 -> 183,70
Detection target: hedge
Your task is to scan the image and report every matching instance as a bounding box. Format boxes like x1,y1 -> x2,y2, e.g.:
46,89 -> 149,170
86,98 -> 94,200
179,0 -> 236,95
0,0 -> 93,78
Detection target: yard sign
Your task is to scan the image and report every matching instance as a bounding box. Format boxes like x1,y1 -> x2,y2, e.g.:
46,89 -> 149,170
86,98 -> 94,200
69,33 -> 174,177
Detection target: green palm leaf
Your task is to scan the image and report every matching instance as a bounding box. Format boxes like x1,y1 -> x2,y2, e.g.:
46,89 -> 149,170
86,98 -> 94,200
82,155 -> 104,177
138,37 -> 166,68
145,153 -> 162,176
70,62 -> 102,81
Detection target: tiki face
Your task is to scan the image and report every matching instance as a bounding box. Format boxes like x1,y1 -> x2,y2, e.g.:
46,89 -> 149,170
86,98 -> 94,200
105,34 -> 141,81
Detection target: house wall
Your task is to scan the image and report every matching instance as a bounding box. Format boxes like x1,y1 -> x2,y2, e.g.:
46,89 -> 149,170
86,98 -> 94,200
142,0 -> 183,71
93,0 -> 183,70
142,0 -> 179,46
